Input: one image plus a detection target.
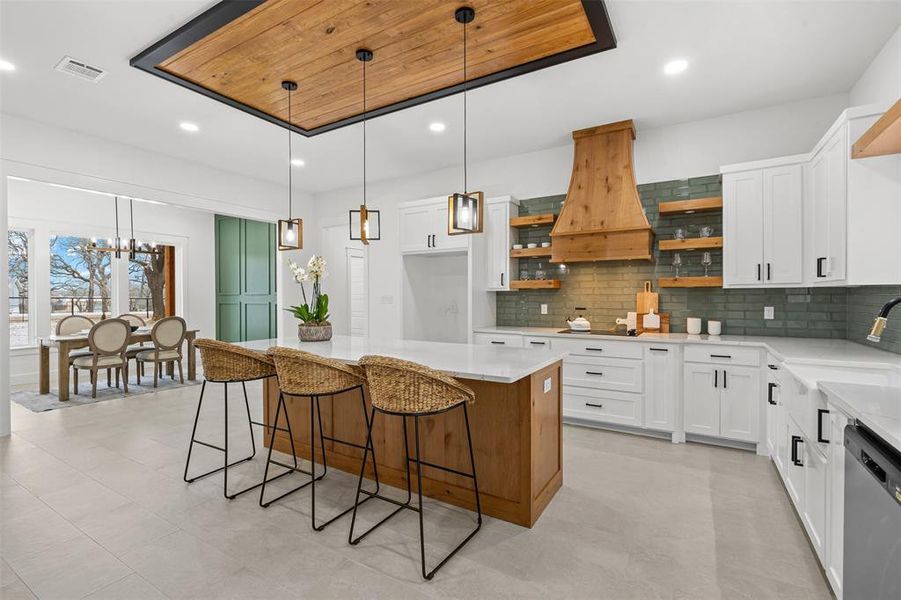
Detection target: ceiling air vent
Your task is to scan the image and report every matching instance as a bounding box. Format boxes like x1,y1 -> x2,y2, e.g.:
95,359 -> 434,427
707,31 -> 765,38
54,56 -> 106,83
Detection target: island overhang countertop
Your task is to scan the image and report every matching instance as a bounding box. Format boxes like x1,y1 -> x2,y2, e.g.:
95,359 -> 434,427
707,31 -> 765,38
237,335 -> 566,383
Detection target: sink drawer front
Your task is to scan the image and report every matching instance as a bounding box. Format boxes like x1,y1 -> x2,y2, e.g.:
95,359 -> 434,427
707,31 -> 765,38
553,337 -> 643,359
564,356 -> 643,393
563,387 -> 642,427
473,333 -> 524,348
684,345 -> 760,367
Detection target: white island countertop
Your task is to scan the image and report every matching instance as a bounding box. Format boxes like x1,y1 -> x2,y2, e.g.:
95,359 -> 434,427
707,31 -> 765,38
237,335 -> 565,384
819,382 -> 901,452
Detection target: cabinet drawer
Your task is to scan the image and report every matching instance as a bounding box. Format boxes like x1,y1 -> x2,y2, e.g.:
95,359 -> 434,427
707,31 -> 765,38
684,345 -> 761,367
523,336 -> 553,350
564,356 -> 643,393
472,333 -> 523,348
553,337 -> 643,359
563,387 -> 642,427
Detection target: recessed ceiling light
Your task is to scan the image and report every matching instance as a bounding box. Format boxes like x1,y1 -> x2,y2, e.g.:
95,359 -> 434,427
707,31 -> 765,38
291,158 -> 305,167
429,122 -> 446,133
0,59 -> 15,72
179,121 -> 199,132
663,59 -> 689,76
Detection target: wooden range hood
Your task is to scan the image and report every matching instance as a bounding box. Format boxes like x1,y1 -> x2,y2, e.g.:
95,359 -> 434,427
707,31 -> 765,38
551,120 -> 653,263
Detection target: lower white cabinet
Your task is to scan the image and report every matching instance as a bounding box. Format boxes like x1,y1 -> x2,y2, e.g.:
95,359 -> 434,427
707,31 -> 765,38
825,405 -> 849,598
802,437 -> 828,562
683,364 -> 720,436
683,350 -> 760,443
643,345 -> 678,432
562,386 -> 643,427
472,332 -> 523,347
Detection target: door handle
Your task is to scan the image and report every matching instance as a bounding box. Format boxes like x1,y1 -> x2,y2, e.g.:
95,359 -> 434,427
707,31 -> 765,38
757,264 -> 761,281
431,234 -> 436,248
585,347 -> 604,352
767,263 -> 771,281
722,369 -> 727,389
500,273 -> 504,286
816,257 -> 826,278
585,402 -> 604,409
529,341 -> 546,346
710,354 -> 732,359
426,234 -> 431,248
714,370 -> 718,388
767,382 -> 778,405
791,435 -> 804,466
649,347 -> 669,352
584,371 -> 604,376
816,409 -> 830,443
490,341 -> 505,345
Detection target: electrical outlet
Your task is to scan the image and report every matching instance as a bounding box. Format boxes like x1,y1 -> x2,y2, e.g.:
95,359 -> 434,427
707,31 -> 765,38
540,304 -> 548,315
764,306 -> 775,320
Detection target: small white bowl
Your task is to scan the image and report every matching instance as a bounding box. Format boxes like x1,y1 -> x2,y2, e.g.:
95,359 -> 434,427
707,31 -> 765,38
512,244 -> 523,250
541,242 -> 551,248
527,243 -> 538,249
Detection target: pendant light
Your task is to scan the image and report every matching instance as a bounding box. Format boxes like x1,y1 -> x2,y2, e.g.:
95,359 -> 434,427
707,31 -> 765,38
349,48 -> 380,244
128,198 -> 137,260
448,6 -> 483,236
278,80 -> 304,251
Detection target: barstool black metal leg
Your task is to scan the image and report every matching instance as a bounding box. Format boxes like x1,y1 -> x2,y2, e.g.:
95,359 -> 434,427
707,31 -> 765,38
184,381 -> 255,485
259,393 -> 324,508
242,381 -> 256,458
183,380 -> 206,482
463,402 -> 482,525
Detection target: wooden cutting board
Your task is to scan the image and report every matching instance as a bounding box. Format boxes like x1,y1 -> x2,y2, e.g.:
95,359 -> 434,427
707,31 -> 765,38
636,281 -> 659,314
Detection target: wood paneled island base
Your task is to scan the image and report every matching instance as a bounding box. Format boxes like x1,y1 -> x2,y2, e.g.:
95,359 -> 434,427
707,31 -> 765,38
263,359 -> 562,528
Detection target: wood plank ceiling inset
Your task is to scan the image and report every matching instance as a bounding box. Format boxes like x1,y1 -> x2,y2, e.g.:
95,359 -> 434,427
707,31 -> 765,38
155,0 -> 599,132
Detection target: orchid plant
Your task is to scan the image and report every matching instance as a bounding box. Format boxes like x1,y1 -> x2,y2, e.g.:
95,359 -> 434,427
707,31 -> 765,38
286,255 -> 330,325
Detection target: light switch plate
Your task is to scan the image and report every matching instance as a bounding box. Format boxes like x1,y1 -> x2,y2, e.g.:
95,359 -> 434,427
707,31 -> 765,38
540,304 -> 548,315
543,377 -> 552,393
764,306 -> 775,320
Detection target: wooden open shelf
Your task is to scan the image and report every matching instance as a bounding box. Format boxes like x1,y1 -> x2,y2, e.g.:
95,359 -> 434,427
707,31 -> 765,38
658,197 -> 722,216
510,213 -> 556,228
852,99 -> 901,159
510,279 -> 561,290
510,247 -> 553,258
658,236 -> 723,251
658,276 -> 723,288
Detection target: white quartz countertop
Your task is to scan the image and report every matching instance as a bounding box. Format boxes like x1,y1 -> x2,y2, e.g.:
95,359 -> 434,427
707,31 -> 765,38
473,326 -> 901,369
236,335 -> 565,384
819,382 -> 901,452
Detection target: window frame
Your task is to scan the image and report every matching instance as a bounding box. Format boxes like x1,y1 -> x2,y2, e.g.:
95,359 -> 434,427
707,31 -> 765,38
7,227 -> 36,349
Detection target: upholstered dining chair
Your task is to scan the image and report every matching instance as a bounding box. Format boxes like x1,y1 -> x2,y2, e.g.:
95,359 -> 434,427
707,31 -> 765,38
118,313 -> 148,377
71,318 -> 131,398
56,315 -> 96,394
136,316 -> 187,387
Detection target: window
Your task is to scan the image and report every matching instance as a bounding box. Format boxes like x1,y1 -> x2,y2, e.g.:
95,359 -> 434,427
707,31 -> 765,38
8,229 -> 31,347
129,246 -> 172,324
49,235 -> 112,331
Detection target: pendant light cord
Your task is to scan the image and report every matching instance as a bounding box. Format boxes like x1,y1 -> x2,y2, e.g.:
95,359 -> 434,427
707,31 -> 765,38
114,196 -> 119,241
362,56 -> 367,209
287,86 -> 293,221
129,198 -> 134,240
463,15 -> 468,195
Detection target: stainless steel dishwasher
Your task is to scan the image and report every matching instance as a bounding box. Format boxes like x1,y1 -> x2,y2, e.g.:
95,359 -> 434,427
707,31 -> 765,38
844,423 -> 901,600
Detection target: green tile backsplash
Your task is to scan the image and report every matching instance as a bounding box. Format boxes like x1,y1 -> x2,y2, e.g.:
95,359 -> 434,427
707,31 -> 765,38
847,286 -> 901,354
497,175 -> 851,340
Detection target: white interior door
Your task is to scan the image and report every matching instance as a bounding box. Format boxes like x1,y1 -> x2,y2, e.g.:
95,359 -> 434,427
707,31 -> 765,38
346,247 -> 368,336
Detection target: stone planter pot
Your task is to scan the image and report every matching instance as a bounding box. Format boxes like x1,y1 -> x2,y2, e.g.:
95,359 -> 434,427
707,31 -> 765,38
297,323 -> 332,342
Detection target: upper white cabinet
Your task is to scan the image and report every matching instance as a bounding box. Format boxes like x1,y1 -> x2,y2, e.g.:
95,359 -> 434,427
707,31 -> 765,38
807,126 -> 847,283
483,197 -> 518,291
722,160 -> 803,287
399,197 -> 468,255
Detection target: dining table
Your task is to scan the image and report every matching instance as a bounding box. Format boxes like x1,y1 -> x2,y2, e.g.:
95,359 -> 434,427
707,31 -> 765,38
38,326 -> 199,401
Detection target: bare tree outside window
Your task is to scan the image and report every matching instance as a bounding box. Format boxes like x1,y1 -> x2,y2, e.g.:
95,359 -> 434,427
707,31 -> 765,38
8,230 -> 30,347
129,249 -> 168,322
49,236 -> 112,328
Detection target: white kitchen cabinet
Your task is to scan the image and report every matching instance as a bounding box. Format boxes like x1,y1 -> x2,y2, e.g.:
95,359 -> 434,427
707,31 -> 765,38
808,125 -> 847,283
683,364 -> 720,436
643,345 -> 678,432
562,385 -> 643,428
722,161 -> 803,287
720,365 -> 760,442
483,198 -> 518,291
785,416 -> 806,507
802,440 -> 828,562
472,332 -> 523,348
825,405 -> 849,599
765,365 -> 781,459
399,197 -> 468,255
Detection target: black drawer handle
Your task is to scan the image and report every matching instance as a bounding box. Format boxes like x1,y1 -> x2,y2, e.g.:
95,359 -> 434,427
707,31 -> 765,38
767,364 -> 778,370
714,370 -> 718,388
585,402 -> 604,409
500,273 -> 504,286
585,371 -> 604,376
723,369 -> 727,389
791,435 -> 804,466
710,354 -> 732,359
490,341 -> 505,345
817,409 -> 830,443
529,341 -> 546,346
816,257 -> 826,278
585,347 -> 604,352
767,382 -> 778,405
649,347 -> 669,352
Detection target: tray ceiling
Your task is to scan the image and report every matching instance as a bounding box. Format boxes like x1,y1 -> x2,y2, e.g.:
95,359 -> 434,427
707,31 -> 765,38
132,0 -> 615,136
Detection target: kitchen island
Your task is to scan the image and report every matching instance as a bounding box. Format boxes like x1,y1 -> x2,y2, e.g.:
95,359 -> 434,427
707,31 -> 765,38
238,336 -> 565,527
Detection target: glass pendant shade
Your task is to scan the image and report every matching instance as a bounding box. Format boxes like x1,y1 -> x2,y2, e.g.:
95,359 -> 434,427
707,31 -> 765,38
448,191 -> 483,235
349,205 -> 380,245
278,218 -> 303,251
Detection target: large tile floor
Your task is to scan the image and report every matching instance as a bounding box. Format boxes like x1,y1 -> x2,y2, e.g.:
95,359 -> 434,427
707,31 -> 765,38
1,382 -> 832,599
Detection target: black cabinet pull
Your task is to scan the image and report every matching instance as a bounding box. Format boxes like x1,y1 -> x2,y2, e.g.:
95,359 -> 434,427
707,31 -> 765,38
426,234 -> 431,248
710,354 -> 732,359
757,264 -> 761,281
529,341 -> 546,346
649,347 -> 669,352
816,257 -> 826,278
723,369 -> 727,389
791,435 -> 804,466
585,347 -> 604,352
817,409 -> 830,443
500,273 -> 504,286
585,371 -> 604,376
585,402 -> 604,409
767,364 -> 778,370
714,370 -> 718,388
767,382 -> 778,405
767,263 -> 771,281
490,341 -> 505,345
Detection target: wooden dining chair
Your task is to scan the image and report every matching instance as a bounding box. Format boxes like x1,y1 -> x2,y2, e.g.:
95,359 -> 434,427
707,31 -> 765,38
71,318 -> 131,398
136,316 -> 187,387
56,315 -> 96,393
118,313 -> 148,377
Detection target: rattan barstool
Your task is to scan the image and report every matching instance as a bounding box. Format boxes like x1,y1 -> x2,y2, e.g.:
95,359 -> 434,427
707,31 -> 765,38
264,347 -> 382,529
185,339 -> 306,500
348,355 -> 482,580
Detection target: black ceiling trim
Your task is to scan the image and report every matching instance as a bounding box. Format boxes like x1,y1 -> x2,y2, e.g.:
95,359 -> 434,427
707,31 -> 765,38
131,0 -> 617,137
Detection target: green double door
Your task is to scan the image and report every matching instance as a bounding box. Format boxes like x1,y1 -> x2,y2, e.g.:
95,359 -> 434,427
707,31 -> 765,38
215,215 -> 278,342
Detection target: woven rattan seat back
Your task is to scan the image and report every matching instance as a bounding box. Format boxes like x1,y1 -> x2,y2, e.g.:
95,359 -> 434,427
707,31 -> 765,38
357,355 -> 475,415
195,338 -> 275,382
267,347 -> 365,396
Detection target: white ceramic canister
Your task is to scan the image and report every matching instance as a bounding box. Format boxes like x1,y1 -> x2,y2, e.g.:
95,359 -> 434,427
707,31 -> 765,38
687,317 -> 702,335
708,320 -> 722,336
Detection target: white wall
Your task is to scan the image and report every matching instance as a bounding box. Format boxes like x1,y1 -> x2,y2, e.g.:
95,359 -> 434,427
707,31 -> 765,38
850,25 -> 901,106
313,92 -> 849,341
402,253 -> 468,343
